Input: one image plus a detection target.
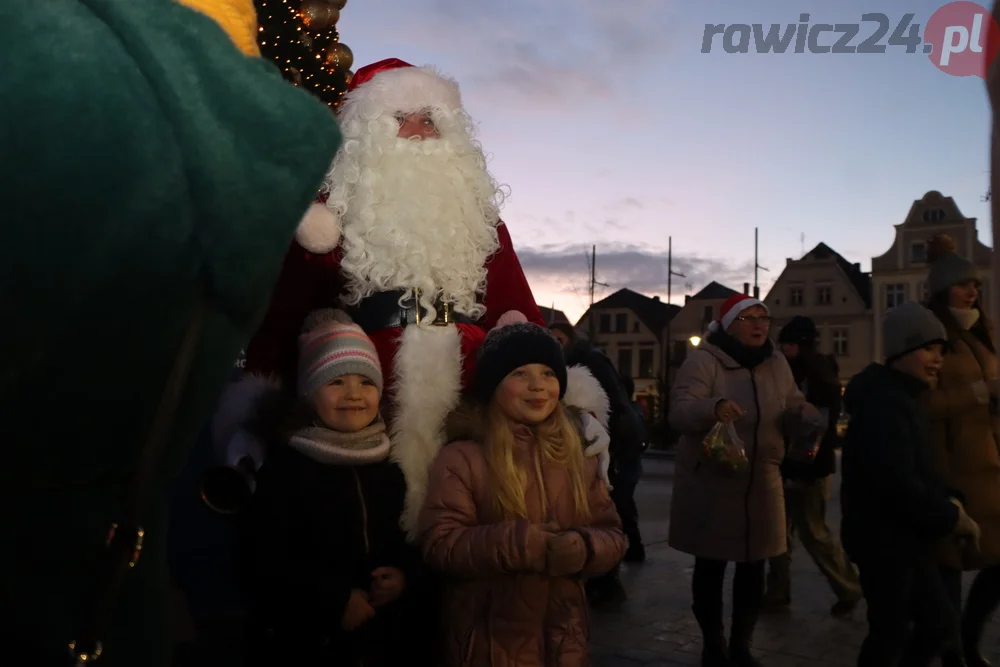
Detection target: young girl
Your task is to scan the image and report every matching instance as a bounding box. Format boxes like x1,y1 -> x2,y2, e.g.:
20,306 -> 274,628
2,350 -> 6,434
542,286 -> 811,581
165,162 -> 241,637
245,309 -> 426,666
418,311 -> 626,667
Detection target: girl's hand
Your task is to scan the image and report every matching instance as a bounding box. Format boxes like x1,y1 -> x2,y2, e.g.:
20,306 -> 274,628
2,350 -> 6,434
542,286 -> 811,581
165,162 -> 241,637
369,567 -> 406,607
341,588 -> 376,631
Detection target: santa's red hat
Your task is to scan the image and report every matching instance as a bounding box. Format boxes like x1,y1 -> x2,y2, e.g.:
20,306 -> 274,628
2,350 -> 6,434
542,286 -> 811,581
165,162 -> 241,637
340,57 -> 463,120
708,294 -> 768,333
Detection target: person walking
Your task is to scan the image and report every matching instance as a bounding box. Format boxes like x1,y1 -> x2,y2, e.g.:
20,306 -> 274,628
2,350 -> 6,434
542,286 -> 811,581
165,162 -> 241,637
841,301 -> 981,667
669,294 -> 820,667
923,234 -> 1000,667
763,316 -> 862,617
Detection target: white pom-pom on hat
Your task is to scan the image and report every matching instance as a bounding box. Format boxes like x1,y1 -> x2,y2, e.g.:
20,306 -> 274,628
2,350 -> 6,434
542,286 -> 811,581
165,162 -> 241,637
495,310 -> 528,328
295,202 -> 342,253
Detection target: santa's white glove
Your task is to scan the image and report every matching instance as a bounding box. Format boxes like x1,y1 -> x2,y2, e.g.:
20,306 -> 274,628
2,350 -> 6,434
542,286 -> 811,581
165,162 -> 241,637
580,411 -> 613,490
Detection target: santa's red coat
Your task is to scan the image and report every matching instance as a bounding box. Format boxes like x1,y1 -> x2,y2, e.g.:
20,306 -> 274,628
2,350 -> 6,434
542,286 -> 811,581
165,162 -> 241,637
244,221 -> 544,396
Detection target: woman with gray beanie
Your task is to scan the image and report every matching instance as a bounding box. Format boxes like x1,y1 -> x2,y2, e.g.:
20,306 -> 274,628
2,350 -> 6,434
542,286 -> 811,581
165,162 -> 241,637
923,234 -> 1000,667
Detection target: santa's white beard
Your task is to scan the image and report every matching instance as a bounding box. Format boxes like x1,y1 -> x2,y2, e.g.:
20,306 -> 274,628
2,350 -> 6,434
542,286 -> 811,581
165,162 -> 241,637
328,122 -> 503,320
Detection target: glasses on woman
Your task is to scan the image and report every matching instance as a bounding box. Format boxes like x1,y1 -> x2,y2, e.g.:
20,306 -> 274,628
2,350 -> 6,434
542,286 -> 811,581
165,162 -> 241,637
735,315 -> 773,325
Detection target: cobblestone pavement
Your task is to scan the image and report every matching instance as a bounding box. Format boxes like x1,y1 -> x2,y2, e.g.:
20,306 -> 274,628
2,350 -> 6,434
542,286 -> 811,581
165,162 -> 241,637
590,456 -> 1000,667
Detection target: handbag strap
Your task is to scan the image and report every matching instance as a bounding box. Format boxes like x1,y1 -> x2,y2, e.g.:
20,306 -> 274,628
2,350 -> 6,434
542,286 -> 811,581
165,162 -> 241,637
68,297 -> 209,665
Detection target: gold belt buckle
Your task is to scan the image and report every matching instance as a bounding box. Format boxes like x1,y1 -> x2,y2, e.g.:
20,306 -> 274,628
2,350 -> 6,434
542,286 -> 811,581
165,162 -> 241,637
435,301 -> 452,326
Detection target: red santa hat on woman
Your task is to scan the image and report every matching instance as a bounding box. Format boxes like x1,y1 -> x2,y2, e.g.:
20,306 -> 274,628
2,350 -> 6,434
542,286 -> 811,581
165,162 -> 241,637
707,294 -> 769,333
294,58 -> 465,254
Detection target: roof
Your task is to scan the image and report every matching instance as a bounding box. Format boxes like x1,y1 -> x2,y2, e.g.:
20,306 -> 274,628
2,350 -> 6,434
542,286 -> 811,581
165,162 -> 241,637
805,242 -> 872,308
688,281 -> 741,301
538,306 -> 571,326
578,287 -> 680,339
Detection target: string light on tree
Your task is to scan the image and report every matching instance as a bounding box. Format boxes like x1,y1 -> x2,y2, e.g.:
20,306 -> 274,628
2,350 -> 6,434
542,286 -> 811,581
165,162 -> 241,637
254,0 -> 353,109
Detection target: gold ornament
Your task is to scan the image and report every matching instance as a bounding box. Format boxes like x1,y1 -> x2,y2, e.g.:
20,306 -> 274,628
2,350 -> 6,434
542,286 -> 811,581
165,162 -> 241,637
345,69 -> 355,84
327,0 -> 348,9
324,41 -> 354,72
299,1 -> 340,30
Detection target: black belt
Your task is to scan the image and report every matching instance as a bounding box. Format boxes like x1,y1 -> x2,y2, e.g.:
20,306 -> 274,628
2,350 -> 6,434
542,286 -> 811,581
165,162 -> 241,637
344,289 -> 477,331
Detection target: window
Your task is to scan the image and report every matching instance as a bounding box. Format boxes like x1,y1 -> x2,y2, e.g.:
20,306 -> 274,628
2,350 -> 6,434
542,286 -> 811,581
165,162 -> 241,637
885,283 -> 906,309
703,305 -> 713,322
615,313 -> 628,333
911,242 -> 927,264
918,281 -> 930,302
599,313 -> 611,333
832,327 -> 849,357
617,348 -> 633,376
816,285 -> 832,306
789,286 -> 804,306
638,348 -> 655,377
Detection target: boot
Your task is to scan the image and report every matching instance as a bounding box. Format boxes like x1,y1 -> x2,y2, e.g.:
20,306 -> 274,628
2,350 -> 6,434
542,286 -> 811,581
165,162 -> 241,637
730,590 -> 764,667
692,603 -> 732,667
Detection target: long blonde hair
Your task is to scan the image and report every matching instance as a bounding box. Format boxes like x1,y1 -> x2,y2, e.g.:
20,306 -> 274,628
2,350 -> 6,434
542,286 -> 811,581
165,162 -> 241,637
484,401 -> 592,523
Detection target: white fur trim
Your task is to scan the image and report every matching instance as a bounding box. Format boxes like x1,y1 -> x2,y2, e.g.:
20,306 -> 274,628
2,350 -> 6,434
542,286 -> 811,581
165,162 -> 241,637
708,320 -> 720,333
720,297 -> 766,331
579,411 -> 612,489
342,66 -> 462,120
211,373 -> 281,468
390,324 -> 464,541
295,202 -> 342,254
563,365 -> 610,428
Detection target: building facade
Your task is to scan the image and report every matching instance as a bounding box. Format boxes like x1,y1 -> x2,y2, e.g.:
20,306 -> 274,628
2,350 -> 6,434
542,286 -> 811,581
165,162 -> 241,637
764,243 -> 873,382
871,190 -> 993,361
576,288 -> 679,421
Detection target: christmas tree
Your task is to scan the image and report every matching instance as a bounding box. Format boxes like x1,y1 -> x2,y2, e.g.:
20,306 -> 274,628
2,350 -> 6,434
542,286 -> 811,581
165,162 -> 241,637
255,0 -> 354,109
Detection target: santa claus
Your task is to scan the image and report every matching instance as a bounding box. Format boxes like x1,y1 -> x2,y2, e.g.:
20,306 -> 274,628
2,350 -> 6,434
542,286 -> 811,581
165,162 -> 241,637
213,58 -> 610,536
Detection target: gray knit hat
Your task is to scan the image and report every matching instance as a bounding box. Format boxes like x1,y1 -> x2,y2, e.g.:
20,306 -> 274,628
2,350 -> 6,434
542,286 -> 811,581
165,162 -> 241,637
883,301 -> 948,363
297,309 -> 383,398
926,233 -> 978,296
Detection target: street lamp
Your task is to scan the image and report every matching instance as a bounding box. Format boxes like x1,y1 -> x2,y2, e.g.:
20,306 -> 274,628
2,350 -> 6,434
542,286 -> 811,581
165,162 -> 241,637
689,335 -> 701,347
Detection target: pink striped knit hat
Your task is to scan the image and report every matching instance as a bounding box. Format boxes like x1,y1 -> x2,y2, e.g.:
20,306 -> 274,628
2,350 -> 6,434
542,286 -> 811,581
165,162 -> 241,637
297,309 -> 383,398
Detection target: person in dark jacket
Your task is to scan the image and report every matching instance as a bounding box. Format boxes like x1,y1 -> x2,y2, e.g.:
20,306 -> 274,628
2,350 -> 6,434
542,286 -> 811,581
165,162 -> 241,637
763,317 -> 862,617
245,310 -> 431,667
549,322 -> 641,606
617,375 -> 649,562
841,301 -> 981,667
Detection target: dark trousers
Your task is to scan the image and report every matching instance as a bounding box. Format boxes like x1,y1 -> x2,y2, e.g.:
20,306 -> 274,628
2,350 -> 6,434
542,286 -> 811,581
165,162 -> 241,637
610,457 -> 643,550
691,558 -> 765,650
586,457 -> 643,603
856,551 -> 958,667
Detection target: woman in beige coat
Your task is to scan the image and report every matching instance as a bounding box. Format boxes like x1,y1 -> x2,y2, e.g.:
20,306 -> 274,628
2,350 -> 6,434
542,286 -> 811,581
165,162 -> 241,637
669,294 -> 816,667
924,234 -> 1000,667
418,314 -> 626,667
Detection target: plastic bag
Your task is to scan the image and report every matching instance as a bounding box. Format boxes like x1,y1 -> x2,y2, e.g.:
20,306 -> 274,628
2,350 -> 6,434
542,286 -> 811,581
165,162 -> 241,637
784,406 -> 827,464
701,421 -> 749,472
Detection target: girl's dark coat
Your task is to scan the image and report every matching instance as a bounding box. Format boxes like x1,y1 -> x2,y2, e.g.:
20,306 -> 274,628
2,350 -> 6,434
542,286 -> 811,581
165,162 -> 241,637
244,442 -> 437,666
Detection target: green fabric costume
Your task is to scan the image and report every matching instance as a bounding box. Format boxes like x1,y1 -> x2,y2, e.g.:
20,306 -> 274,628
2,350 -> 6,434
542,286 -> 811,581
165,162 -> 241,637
0,1 -> 341,664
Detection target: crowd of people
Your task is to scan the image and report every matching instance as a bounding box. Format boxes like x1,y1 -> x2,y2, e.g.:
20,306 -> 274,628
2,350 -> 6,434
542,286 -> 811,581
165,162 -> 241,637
665,240 -> 1000,667
6,2 -> 1000,667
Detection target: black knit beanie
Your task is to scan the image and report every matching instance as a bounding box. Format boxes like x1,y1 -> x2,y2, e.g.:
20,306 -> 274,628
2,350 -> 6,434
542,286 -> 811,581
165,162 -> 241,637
777,316 -> 818,348
474,311 -> 568,403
